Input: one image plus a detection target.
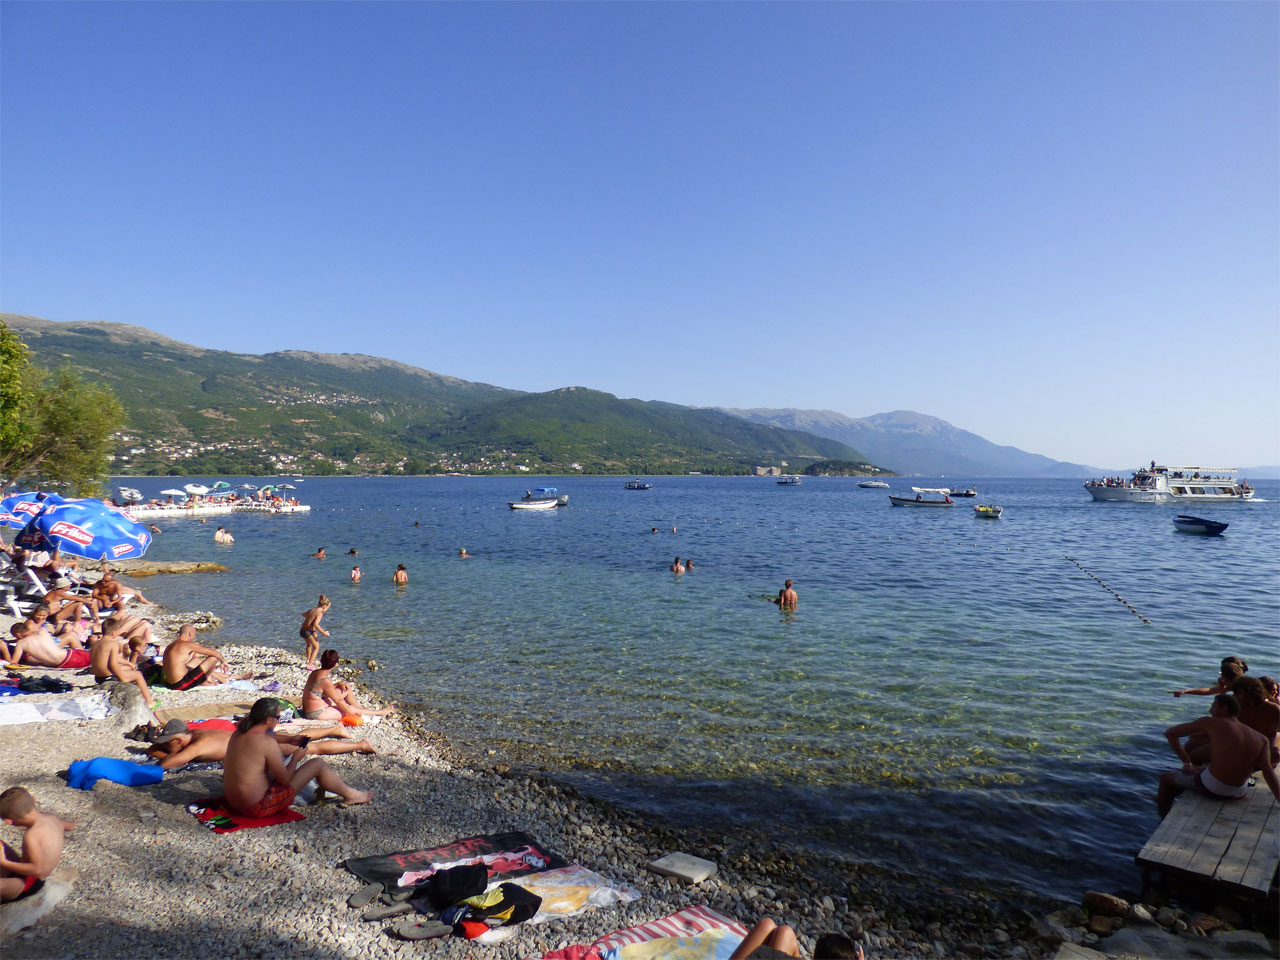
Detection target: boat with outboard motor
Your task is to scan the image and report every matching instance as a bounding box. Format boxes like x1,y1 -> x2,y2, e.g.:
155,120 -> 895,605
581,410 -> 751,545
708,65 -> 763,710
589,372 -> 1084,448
889,487 -> 953,507
974,504 -> 1004,519
1172,515 -> 1228,535
857,479 -> 890,488
625,479 -> 652,490
948,486 -> 977,498
1084,463 -> 1254,503
509,487 -> 568,510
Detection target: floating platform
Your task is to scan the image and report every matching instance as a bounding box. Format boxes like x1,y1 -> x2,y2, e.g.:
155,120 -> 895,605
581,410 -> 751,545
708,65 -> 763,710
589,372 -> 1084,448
123,502 -> 311,519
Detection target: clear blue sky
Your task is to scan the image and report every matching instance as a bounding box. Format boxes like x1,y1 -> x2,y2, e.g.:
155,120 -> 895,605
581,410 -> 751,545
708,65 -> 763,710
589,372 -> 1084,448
3,2 -> 1276,468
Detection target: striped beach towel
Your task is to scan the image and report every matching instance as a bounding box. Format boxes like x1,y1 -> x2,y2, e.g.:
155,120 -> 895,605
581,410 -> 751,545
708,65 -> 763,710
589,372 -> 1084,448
539,905 -> 747,960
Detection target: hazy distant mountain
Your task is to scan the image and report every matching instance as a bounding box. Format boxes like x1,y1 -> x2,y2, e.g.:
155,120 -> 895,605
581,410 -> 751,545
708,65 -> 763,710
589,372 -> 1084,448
721,408 -> 1101,477
3,314 -> 877,476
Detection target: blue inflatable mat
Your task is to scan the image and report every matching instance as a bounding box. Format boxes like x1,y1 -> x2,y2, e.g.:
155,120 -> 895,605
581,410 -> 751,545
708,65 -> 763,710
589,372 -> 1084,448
67,757 -> 165,791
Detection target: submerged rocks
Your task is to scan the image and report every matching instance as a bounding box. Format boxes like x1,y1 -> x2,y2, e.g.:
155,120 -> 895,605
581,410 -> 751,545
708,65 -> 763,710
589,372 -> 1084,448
87,559 -> 228,576
1082,890 -> 1130,918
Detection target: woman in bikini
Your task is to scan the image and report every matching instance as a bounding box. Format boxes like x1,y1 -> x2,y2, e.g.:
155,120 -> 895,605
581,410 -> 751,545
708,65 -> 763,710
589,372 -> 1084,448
301,650 -> 395,721
299,595 -> 331,670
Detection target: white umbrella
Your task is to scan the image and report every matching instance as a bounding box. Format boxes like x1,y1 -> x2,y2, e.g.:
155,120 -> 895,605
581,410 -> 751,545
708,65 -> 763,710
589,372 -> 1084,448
160,488 -> 188,497
184,483 -> 210,495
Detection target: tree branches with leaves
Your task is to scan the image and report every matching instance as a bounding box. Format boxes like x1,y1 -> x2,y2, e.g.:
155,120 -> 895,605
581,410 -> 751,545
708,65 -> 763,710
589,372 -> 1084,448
0,321 -> 124,495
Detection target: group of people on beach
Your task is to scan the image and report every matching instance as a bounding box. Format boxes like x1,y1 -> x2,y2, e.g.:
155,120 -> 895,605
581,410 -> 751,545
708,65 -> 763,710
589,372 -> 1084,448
1157,657 -> 1280,816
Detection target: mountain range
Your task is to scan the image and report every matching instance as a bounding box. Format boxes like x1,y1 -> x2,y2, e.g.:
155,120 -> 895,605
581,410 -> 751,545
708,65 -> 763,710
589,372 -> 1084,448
5,313 -> 1112,477
3,314 -> 871,476
720,408 -> 1102,477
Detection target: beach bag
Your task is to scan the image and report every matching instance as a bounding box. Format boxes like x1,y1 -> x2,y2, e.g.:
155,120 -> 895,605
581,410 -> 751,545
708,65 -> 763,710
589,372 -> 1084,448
18,676 -> 73,694
442,882 -> 541,927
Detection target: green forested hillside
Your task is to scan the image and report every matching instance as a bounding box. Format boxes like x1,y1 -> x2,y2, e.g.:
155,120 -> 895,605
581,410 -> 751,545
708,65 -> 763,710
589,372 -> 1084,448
4,315 -> 881,475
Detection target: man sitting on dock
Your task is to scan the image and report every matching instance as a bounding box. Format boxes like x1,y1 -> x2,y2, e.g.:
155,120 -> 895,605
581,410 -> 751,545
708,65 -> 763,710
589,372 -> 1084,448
1157,693 -> 1280,817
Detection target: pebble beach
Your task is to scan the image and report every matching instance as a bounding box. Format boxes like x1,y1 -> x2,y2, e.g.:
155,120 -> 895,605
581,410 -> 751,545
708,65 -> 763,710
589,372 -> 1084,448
1,577 -> 1276,960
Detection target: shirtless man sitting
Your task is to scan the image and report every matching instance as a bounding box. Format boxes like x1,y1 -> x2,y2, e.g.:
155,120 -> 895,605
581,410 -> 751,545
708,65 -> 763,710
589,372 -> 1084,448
162,625 -> 251,690
1233,676 -> 1280,768
90,627 -> 156,708
146,718 -> 377,770
4,621 -> 90,670
223,699 -> 372,816
91,570 -> 151,610
102,613 -> 155,663
1,787 -> 75,903
1157,693 -> 1280,817
43,577 -> 102,631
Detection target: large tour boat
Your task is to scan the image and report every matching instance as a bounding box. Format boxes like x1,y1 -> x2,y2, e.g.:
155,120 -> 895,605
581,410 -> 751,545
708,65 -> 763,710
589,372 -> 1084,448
1084,464 -> 1254,503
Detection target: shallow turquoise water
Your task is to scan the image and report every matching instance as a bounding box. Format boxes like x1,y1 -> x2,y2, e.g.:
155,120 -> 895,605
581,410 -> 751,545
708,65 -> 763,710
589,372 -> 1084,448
126,475 -> 1280,899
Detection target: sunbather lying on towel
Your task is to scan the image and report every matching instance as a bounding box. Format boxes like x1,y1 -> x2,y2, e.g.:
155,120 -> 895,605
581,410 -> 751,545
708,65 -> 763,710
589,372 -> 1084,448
146,718 -> 377,770
224,698 -> 372,815
4,621 -> 90,670
90,628 -> 156,708
162,625 -> 252,689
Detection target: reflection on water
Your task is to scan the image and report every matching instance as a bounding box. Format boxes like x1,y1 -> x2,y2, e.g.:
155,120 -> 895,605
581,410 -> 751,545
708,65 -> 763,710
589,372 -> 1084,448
128,475 -> 1280,898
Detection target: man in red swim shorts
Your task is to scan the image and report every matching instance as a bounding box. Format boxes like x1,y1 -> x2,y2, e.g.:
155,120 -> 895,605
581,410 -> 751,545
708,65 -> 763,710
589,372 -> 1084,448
223,699 -> 373,817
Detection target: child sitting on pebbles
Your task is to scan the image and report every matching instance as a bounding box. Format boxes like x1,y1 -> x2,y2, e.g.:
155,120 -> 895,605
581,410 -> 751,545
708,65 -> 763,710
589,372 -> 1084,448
0,787 -> 75,903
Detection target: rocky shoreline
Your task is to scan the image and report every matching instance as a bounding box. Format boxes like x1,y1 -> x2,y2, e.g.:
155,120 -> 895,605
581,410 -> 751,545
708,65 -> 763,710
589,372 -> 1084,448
1,588 -> 1276,959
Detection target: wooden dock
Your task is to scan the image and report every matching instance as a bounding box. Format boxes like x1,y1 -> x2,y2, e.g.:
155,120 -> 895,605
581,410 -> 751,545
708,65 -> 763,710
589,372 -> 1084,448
1137,775 -> 1279,900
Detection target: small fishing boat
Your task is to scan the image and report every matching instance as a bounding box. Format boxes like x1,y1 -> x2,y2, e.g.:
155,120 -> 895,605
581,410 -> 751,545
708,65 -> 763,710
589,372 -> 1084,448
625,479 -> 652,490
949,486 -> 977,498
889,487 -> 953,507
974,504 -> 1004,519
510,487 -> 567,510
777,475 -> 802,485
114,486 -> 143,504
857,479 -> 890,488
1172,515 -> 1228,536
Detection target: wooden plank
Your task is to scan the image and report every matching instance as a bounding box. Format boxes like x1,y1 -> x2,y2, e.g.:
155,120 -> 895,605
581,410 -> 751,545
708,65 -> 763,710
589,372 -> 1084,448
1237,804 -> 1280,894
1214,790 -> 1275,881
1161,797 -> 1229,872
1138,793 -> 1221,868
1183,810 -> 1240,878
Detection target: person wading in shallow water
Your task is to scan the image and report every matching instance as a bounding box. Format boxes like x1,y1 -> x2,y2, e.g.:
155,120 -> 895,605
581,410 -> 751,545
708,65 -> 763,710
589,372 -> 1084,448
392,564 -> 408,585
299,596 -> 330,670
771,579 -> 798,608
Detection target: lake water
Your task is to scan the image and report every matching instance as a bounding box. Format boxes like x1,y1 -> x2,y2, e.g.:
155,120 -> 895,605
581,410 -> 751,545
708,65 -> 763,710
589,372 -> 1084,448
123,475 -> 1280,901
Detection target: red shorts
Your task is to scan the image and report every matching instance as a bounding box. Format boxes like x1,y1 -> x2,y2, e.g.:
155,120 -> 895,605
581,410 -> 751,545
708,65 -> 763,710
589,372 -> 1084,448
240,783 -> 296,818
59,648 -> 91,669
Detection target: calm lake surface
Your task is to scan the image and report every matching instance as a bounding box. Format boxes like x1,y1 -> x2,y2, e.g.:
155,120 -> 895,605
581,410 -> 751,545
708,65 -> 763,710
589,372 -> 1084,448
124,475 -> 1280,900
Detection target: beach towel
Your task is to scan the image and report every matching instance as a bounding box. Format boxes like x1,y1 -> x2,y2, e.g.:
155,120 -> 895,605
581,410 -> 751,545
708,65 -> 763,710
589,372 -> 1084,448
153,701 -> 256,723
539,906 -> 748,960
0,692 -> 115,726
189,719 -> 237,732
473,865 -> 641,944
343,832 -> 566,892
186,796 -> 306,833
67,757 -> 166,790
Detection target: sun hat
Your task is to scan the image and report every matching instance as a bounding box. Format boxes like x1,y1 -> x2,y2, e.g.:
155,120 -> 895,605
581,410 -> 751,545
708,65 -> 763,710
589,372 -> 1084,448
54,577 -> 72,588
152,719 -> 190,744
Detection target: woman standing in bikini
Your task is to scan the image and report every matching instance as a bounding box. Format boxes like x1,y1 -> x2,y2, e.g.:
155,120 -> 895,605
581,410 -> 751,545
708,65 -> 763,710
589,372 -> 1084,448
299,596 -> 331,670
301,649 -> 395,721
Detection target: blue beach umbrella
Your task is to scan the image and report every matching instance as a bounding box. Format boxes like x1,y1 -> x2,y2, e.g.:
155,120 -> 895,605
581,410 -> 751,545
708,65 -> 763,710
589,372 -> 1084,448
15,499 -> 152,560
0,491 -> 67,530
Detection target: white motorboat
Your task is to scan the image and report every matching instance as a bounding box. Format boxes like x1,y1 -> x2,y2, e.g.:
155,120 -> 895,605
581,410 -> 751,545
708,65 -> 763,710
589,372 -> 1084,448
948,486 -> 977,498
625,479 -> 652,490
510,487 -> 567,510
857,479 -> 890,488
1172,515 -> 1228,535
1084,464 -> 1254,503
777,475 -> 802,485
889,487 -> 954,507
